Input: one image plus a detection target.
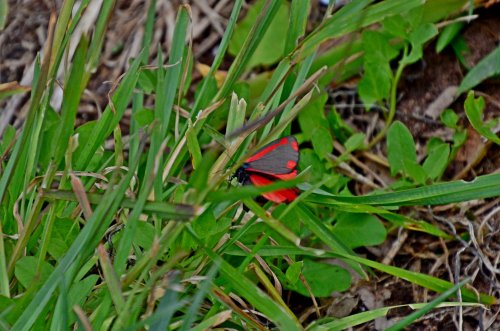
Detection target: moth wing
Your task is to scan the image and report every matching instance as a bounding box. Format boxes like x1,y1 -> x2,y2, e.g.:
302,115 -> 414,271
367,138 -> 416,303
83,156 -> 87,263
248,174 -> 298,203
245,136 -> 299,175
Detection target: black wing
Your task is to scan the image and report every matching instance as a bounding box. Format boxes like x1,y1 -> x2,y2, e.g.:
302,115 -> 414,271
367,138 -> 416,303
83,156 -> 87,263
244,136 -> 299,175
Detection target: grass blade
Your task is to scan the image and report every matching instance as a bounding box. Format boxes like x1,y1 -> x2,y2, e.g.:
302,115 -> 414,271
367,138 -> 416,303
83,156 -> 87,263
385,278 -> 471,331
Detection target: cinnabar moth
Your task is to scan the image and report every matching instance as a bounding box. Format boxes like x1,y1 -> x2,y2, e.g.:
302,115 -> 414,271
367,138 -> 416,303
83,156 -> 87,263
234,136 -> 299,203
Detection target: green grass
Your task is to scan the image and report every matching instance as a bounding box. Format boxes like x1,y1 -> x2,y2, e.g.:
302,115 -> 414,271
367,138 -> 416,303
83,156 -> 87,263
0,0 -> 498,330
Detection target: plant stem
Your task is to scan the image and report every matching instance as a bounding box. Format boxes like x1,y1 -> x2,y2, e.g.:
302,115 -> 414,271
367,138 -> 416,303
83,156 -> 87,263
368,44 -> 408,149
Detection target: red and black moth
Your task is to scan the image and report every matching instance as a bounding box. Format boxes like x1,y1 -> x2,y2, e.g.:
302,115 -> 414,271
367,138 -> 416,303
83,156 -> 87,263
234,136 -> 299,203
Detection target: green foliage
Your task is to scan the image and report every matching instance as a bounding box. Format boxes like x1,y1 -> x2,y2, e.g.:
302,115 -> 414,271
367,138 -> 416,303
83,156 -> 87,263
46,217 -> 80,260
358,8 -> 438,106
436,22 -> 464,53
387,121 -> 455,184
14,256 -> 54,289
332,213 -> 387,249
298,93 -> 333,159
358,31 -> 397,105
458,45 -> 500,94
404,23 -> 438,64
0,0 -> 7,30
1,1 -> 498,330
440,109 -> 468,161
385,278 -> 471,331
387,121 -> 426,184
0,125 -> 15,155
285,261 -> 303,285
228,0 -> 289,69
452,34 -> 471,68
464,91 -> 500,144
441,109 -> 460,128
423,139 -> 450,181
289,259 -> 351,297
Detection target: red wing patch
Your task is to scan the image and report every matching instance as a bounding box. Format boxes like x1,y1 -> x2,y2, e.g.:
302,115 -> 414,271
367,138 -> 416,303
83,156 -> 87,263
272,170 -> 297,181
248,174 -> 298,203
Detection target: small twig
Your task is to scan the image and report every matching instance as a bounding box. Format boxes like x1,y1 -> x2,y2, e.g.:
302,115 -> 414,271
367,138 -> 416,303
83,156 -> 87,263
382,229 -> 408,266
329,154 -> 381,189
333,141 -> 388,187
435,15 -> 479,29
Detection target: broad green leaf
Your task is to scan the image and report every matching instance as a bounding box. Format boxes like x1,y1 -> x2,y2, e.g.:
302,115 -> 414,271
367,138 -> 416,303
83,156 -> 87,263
133,108 -> 154,127
15,257 -> 54,289
464,91 -> 500,145
192,208 -> 217,240
299,149 -> 325,183
295,205 -> 366,277
440,109 -> 459,128
344,133 -> 366,152
311,127 -> 333,159
405,23 -> 438,64
47,218 -> 80,260
423,140 -> 450,180
133,222 -> 155,249
332,213 -> 387,249
137,68 -> 156,93
358,61 -> 392,105
228,0 -> 289,69
298,93 -> 329,140
405,5 -> 424,29
290,259 -> 351,297
407,163 -> 427,185
68,275 -> 99,308
387,121 -> 426,183
421,0 -> 468,24
358,30 -> 397,106
285,261 -> 303,285
452,130 -> 467,148
0,295 -> 13,313
362,30 -> 399,62
382,14 -> 409,39
327,105 -> 355,142
458,45 -> 500,94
